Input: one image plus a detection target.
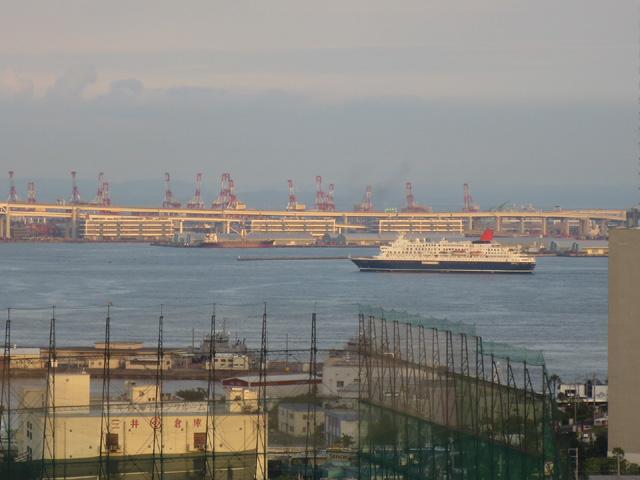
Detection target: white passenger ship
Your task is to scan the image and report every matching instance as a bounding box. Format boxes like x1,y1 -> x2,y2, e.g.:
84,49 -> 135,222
350,229 -> 536,273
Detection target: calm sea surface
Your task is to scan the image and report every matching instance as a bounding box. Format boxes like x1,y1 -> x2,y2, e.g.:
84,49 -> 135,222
0,242 -> 607,382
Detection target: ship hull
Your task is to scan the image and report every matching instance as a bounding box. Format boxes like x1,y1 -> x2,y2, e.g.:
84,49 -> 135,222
198,240 -> 275,248
351,257 -> 535,273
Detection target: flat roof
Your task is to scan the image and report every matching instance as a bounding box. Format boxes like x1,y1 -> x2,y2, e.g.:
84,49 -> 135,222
325,409 -> 358,421
279,403 -> 322,413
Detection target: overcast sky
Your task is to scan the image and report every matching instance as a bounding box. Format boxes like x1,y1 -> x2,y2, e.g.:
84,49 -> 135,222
0,1 -> 637,208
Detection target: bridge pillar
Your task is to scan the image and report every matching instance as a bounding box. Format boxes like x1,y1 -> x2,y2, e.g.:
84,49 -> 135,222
4,207 -> 10,240
561,219 -> 570,237
541,217 -> 548,236
495,216 -> 502,233
468,216 -> 473,232
579,218 -> 591,238
599,219 -> 608,237
520,217 -> 526,235
70,207 -> 78,239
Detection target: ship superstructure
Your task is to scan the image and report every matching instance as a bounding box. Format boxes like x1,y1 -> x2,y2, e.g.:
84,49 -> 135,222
351,229 -> 535,273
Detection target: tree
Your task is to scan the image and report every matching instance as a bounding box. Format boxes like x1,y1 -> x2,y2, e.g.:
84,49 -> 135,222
612,447 -> 625,476
175,387 -> 207,401
338,434 -> 354,448
548,374 -> 562,397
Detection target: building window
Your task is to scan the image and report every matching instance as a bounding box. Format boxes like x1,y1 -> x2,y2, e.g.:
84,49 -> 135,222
106,433 -> 119,452
194,432 -> 207,450
337,381 -> 344,388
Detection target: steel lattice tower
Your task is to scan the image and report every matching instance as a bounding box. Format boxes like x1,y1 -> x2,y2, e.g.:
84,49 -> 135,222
151,307 -> 165,480
98,305 -> 112,480
41,307 -> 57,480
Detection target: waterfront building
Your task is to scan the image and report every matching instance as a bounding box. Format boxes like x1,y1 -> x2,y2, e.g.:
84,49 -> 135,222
15,373 -> 266,478
84,215 -> 174,241
205,353 -> 251,371
222,373 -> 321,400
608,228 -> 640,463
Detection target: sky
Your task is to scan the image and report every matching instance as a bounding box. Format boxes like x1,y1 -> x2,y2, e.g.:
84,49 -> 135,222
0,0 -> 638,209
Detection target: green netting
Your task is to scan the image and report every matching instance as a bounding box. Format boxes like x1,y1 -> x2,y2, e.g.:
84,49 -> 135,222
359,305 -> 545,367
358,402 -> 561,479
358,305 -> 477,337
482,340 -> 545,367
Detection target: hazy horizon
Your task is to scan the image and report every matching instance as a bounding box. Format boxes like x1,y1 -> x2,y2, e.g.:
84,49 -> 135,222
1,1 -> 637,208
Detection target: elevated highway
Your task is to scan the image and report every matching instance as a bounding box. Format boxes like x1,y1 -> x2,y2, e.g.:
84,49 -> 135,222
0,201 -> 626,240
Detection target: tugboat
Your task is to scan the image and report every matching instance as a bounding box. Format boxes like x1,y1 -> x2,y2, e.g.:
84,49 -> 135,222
350,229 -> 535,273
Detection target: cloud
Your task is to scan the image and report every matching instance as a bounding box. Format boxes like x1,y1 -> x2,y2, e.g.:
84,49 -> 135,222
46,65 -> 97,99
0,75 -> 634,209
109,78 -> 143,97
0,67 -> 33,99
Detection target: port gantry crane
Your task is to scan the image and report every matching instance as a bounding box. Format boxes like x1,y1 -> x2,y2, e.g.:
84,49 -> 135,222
70,171 -> 81,204
27,181 -> 36,204
355,185 -> 373,212
162,172 -> 181,209
7,171 -> 18,202
463,183 -> 480,212
286,179 -> 298,211
187,173 -> 205,209
402,181 -> 431,213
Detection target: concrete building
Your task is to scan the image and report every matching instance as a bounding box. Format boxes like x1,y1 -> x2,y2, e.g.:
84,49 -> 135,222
250,218 -> 336,237
2,347 -> 43,369
205,353 -> 251,371
84,215 -> 174,241
321,356 -> 359,398
15,373 -> 266,478
325,409 -> 359,446
277,403 -> 324,437
378,217 -> 463,234
609,229 -> 640,463
222,373 -> 321,400
558,383 -> 608,404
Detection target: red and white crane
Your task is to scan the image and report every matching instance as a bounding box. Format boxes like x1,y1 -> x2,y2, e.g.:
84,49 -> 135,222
162,172 -> 181,208
402,181 -> 431,213
286,179 -> 298,210
314,176 -> 336,211
212,173 -> 243,209
187,173 -> 205,209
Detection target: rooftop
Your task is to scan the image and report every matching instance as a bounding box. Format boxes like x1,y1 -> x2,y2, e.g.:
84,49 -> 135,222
279,403 -> 322,413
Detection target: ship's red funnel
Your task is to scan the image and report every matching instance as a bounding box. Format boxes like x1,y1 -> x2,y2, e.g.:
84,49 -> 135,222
480,229 -> 494,242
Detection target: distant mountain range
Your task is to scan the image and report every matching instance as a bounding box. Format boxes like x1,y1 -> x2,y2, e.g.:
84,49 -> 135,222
4,178 -> 636,211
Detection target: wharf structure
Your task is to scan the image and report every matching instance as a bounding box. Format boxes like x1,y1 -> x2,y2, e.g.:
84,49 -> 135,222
608,228 -> 640,464
0,304 -> 564,479
0,200 -> 624,241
